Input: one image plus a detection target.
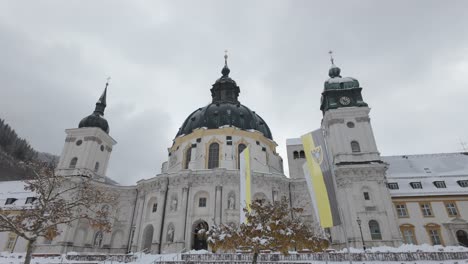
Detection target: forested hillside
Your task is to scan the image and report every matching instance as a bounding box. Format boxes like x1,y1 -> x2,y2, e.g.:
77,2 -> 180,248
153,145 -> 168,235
0,118 -> 59,181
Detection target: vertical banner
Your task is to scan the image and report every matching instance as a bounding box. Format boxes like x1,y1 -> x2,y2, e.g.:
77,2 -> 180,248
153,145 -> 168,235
301,129 -> 341,228
239,147 -> 251,223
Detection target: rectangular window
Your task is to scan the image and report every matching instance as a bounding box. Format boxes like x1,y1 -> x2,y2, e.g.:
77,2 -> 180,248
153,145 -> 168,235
428,229 -> 442,245
199,197 -> 207,207
457,180 -> 468,187
410,182 -> 422,189
152,203 -> 158,213
387,183 -> 399,190
402,228 -> 416,244
395,203 -> 408,218
5,233 -> 16,251
420,202 -> 433,217
433,181 -> 446,188
444,201 -> 458,217
5,198 -> 17,205
363,192 -> 370,200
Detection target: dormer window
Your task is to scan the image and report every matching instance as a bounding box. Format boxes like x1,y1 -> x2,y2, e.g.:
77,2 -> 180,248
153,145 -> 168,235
5,198 -> 17,205
433,181 -> 446,188
25,197 -> 37,204
387,182 -> 399,190
410,182 -> 422,189
457,180 -> 468,187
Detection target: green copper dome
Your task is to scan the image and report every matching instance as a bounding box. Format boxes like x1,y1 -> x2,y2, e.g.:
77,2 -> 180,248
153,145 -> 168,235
320,62 -> 367,114
176,60 -> 273,140
78,85 -> 110,134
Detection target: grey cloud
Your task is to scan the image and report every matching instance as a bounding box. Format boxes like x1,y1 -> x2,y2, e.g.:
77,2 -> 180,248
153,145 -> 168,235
1,1 -> 468,183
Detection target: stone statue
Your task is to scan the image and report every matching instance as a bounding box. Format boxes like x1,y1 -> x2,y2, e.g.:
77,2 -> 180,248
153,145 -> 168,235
167,226 -> 174,242
170,198 -> 178,211
228,195 -> 235,209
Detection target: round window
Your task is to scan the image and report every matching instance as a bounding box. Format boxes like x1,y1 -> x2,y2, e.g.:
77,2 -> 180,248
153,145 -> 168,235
100,145 -> 104,152
347,122 -> 355,128
76,140 -> 82,146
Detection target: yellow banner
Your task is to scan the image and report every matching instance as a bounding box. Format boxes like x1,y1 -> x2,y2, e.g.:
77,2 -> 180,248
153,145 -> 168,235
239,147 -> 251,223
301,133 -> 333,228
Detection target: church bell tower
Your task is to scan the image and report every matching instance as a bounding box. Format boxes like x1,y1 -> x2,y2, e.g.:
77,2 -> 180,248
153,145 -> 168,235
321,54 -> 402,248
56,80 -> 117,181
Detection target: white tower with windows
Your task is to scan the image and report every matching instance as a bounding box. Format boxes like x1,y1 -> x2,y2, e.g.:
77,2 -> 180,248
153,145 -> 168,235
320,58 -> 402,248
56,83 -> 117,180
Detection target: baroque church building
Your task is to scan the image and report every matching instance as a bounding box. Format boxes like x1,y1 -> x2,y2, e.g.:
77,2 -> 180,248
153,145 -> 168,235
1,56 -> 467,254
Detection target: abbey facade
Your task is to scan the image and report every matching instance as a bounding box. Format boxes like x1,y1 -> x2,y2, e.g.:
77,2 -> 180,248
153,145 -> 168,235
1,57 -> 467,254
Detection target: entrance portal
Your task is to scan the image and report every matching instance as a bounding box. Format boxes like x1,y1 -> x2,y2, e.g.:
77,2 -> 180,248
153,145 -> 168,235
456,230 -> 468,247
142,225 -> 154,252
192,221 -> 209,250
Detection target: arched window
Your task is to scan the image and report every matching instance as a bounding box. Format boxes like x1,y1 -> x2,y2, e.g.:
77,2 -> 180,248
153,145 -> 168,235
207,142 -> 219,169
351,141 -> 361,153
237,144 -> 247,169
184,147 -> 192,169
93,231 -> 103,247
94,162 -> 100,172
293,151 -> 299,159
69,157 -> 78,169
299,150 -> 305,159
369,220 -> 382,240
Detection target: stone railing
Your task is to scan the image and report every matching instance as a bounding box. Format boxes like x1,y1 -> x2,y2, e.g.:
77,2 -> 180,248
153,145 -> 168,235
66,253 -> 137,263
181,252 -> 468,262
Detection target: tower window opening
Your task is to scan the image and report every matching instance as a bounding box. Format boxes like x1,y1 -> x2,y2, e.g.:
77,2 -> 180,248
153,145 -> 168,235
299,150 -> 305,159
293,151 -> 299,159
152,203 -> 158,213
69,157 -> 78,169
184,147 -> 192,169
207,143 -> 219,169
363,192 -> 370,200
94,162 -> 99,172
351,141 -> 361,153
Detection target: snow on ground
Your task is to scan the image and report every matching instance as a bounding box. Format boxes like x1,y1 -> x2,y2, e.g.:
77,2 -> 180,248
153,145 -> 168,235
337,243 -> 468,253
0,245 -> 467,264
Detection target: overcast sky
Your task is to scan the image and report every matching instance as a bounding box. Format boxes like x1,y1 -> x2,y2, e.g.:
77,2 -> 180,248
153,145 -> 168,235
1,1 -> 467,185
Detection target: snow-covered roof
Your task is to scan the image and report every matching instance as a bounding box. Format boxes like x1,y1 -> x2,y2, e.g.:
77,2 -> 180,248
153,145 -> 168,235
382,153 -> 468,197
0,181 -> 35,209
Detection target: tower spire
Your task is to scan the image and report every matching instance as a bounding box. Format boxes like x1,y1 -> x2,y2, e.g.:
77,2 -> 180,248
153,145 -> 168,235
94,77 -> 110,116
221,50 -> 230,77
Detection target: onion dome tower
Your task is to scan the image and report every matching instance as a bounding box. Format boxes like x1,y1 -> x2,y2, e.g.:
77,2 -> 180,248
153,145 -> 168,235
78,82 -> 110,133
320,52 -> 367,114
176,53 -> 273,140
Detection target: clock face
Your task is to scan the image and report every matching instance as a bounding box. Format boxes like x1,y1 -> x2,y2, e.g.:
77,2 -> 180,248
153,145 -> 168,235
339,96 -> 351,106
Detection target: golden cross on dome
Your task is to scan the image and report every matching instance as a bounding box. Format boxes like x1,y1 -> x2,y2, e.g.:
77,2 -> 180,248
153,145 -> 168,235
224,50 -> 228,66
328,50 -> 335,65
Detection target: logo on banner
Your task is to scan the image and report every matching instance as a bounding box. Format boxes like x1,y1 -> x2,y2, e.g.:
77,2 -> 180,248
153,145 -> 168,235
311,146 -> 323,165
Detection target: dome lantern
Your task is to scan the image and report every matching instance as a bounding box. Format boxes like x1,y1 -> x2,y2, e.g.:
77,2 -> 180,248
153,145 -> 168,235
78,79 -> 110,134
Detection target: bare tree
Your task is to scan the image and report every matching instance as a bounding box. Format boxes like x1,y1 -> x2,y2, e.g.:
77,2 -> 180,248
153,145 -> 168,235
0,162 -> 118,264
208,198 -> 329,264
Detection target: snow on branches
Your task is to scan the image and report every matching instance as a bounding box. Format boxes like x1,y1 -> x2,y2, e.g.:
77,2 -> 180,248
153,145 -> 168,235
0,162 -> 118,264
208,198 -> 328,263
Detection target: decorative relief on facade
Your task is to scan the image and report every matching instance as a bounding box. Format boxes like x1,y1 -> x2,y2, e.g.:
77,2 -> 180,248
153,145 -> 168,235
328,118 -> 345,126
84,136 -> 103,144
65,137 -> 76,142
355,116 -> 371,123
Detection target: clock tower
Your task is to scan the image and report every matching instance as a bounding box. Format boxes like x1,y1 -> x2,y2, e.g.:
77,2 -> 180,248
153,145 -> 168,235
320,58 -> 402,248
